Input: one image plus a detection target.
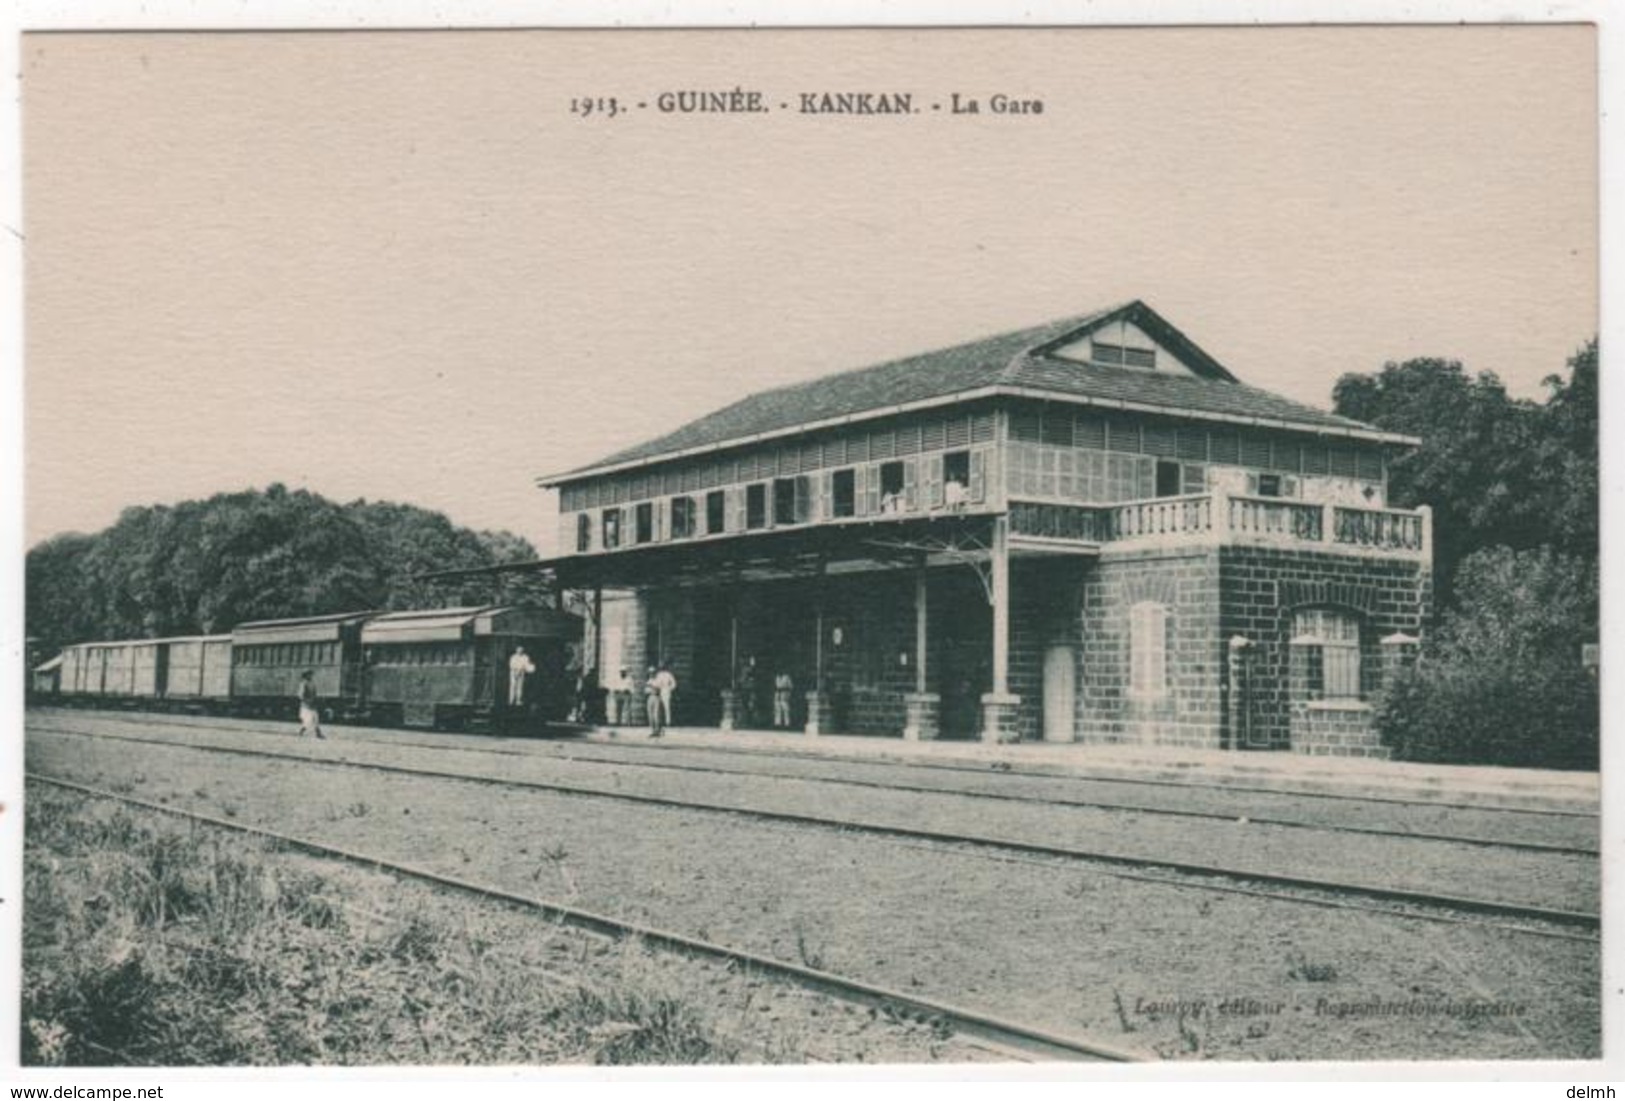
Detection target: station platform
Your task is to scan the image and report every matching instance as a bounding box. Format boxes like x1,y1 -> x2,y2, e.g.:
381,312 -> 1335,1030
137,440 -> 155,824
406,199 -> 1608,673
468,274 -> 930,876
582,723 -> 1600,812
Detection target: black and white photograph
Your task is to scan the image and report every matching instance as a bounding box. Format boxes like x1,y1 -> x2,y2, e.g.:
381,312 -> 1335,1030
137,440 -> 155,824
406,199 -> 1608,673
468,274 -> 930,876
4,3 -> 1613,1089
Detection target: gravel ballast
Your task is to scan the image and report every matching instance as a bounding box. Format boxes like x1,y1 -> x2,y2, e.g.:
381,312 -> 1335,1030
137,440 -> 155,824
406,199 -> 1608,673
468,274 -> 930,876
26,728 -> 1600,1062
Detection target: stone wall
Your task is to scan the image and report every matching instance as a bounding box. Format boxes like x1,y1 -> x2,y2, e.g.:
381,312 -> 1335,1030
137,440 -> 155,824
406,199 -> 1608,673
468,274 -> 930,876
1217,546 -> 1431,752
1074,546 -> 1224,748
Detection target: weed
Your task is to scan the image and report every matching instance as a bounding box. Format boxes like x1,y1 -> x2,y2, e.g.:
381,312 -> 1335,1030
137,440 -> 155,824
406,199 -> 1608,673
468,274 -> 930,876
1111,988 -> 1135,1033
1286,954 -> 1339,983
792,920 -> 826,971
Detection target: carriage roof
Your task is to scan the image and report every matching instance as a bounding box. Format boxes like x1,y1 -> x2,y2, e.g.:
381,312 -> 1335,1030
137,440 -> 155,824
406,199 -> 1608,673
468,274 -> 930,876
360,605 -> 580,645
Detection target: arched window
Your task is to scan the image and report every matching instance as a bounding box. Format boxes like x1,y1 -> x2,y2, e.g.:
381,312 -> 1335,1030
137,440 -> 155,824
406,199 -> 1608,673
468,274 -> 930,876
1293,608 -> 1362,700
1129,602 -> 1171,701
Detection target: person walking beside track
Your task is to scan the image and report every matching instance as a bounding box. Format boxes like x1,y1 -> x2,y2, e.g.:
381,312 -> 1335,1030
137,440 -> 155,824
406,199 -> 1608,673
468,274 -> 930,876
297,669 -> 327,740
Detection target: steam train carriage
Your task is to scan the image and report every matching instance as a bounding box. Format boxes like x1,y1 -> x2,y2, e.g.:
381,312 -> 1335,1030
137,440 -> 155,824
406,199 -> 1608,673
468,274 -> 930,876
360,605 -> 578,729
231,611 -> 373,717
38,603 -> 581,731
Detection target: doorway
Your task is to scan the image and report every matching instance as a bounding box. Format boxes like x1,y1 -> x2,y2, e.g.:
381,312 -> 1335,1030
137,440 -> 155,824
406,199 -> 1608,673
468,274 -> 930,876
1042,644 -> 1077,742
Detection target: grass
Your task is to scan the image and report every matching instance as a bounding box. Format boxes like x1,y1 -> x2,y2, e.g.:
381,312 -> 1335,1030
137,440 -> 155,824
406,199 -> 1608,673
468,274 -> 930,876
21,784 -> 774,1066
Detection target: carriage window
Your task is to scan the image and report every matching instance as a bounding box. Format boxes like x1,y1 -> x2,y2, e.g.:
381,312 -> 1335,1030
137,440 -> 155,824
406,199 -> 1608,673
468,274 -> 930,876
746,483 -> 768,530
671,496 -> 696,540
635,502 -> 654,544
832,468 -> 856,518
706,489 -> 726,534
576,513 -> 592,553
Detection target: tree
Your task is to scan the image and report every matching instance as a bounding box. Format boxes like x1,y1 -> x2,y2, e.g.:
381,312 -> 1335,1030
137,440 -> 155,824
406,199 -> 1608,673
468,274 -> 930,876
1331,343 -> 1597,602
25,486 -> 546,653
1378,546 -> 1598,769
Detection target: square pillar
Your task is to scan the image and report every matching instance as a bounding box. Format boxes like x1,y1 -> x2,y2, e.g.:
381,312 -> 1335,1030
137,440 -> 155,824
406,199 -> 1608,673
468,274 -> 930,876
719,688 -> 738,732
980,692 -> 1022,744
902,692 -> 941,741
804,690 -> 833,737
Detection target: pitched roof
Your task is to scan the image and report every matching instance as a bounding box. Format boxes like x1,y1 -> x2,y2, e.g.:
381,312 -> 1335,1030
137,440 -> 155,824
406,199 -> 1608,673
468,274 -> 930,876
545,300 -> 1408,484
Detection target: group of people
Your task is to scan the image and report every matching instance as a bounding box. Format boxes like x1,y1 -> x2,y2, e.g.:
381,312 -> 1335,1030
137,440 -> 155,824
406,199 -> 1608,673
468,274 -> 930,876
733,656 -> 798,728
601,663 -> 678,737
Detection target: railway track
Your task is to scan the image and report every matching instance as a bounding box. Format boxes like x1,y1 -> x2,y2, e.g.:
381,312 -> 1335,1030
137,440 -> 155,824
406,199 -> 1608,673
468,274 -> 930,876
29,719 -> 1601,939
26,773 -> 1144,1064
28,707 -> 1600,853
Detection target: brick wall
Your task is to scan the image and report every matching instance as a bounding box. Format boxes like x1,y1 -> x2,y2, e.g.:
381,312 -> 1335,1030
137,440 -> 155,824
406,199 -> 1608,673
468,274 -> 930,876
1075,547 -> 1224,748
1217,546 -> 1431,751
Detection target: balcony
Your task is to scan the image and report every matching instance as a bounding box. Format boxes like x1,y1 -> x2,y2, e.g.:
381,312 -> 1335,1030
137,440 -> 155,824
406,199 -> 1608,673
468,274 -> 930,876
1008,492 -> 1430,559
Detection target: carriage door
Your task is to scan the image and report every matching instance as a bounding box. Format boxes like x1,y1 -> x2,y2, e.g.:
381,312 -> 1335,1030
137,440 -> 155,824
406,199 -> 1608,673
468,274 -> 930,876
1042,644 -> 1077,742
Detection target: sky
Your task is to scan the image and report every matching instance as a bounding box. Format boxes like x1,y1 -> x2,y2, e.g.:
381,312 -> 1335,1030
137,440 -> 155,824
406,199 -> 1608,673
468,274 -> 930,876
22,26 -> 1597,557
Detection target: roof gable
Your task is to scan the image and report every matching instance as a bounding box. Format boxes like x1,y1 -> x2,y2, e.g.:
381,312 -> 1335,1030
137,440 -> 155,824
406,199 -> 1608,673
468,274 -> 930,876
544,301 -> 1396,484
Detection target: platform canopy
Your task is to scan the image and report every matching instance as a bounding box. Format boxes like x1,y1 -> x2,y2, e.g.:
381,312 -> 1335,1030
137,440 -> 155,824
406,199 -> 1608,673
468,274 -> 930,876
421,511 -> 1007,593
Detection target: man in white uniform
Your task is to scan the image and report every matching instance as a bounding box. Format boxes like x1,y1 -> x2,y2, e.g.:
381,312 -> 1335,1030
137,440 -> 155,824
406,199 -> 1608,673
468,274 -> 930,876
508,646 -> 536,707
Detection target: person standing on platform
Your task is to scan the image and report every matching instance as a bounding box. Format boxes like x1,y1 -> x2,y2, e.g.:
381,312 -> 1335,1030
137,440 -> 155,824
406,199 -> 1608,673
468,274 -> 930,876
610,667 -> 633,725
297,670 -> 326,740
508,646 -> 535,708
773,669 -> 794,728
653,662 -> 678,731
736,656 -> 758,727
644,665 -> 664,737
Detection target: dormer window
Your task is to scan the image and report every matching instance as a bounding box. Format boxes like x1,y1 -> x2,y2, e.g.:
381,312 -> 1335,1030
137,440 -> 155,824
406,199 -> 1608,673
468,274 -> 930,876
1092,340 -> 1156,369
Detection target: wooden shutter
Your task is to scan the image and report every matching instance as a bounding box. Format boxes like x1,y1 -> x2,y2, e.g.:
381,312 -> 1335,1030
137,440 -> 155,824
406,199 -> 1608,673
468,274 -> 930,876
924,454 -> 944,509
969,449 -> 986,503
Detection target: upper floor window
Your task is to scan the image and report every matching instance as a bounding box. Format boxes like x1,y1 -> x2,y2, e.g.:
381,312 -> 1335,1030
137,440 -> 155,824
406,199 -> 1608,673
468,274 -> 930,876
576,513 -> 592,553
601,508 -> 622,550
832,468 -> 856,518
1128,602 -> 1171,701
879,461 -> 906,513
1155,460 -> 1207,498
635,502 -> 654,544
1294,608 -> 1361,700
746,483 -> 768,530
772,476 -> 811,525
773,478 -> 797,525
706,489 -> 726,534
671,496 -> 696,540
1256,473 -> 1282,498
943,450 -> 971,507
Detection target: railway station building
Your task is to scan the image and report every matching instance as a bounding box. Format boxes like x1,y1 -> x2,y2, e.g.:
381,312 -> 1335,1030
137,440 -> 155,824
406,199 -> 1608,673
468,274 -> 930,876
536,301 -> 1433,756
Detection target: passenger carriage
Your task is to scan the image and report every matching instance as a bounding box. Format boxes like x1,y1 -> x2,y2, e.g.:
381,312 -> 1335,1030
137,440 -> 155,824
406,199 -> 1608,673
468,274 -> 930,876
359,605 -> 580,730
230,611 -> 375,719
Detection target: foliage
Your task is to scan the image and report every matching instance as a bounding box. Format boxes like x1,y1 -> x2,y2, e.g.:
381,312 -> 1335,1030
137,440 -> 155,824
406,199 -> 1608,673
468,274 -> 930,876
1377,546 -> 1598,769
21,786 -> 752,1066
26,485 -> 551,652
1336,342 -> 1598,769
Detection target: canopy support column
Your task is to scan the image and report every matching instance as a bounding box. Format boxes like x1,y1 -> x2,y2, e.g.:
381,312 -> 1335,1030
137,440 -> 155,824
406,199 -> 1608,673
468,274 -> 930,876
981,515 -> 1020,743
903,559 -> 940,741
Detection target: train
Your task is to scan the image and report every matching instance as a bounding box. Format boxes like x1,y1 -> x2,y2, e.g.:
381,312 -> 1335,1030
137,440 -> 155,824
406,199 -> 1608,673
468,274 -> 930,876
31,604 -> 583,732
